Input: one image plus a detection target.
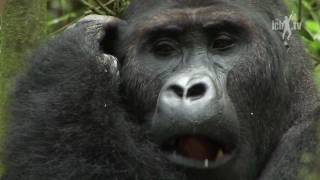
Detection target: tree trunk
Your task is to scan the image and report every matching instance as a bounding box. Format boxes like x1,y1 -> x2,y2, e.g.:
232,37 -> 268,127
0,0 -> 47,176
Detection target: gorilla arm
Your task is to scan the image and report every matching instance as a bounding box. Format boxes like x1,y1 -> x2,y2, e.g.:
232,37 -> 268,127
3,16 -> 181,180
259,120 -> 317,180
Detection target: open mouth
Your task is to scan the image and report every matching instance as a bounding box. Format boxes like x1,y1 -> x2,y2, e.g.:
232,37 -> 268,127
161,135 -> 235,169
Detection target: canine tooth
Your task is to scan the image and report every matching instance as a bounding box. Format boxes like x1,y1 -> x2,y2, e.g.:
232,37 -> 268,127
204,159 -> 209,168
217,149 -> 224,159
173,151 -> 177,157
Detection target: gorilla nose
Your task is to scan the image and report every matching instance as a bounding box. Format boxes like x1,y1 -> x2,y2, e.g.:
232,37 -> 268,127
167,81 -> 209,101
162,73 -> 216,105
186,83 -> 207,100
155,72 -> 220,122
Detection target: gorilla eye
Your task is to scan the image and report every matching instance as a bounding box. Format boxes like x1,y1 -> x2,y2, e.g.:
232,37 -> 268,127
212,34 -> 235,51
152,40 -> 177,56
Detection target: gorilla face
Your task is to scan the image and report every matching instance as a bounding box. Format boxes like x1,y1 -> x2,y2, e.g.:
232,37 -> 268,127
115,1 -> 290,179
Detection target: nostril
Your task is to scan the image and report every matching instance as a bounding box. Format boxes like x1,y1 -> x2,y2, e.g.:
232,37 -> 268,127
168,85 -> 184,98
186,83 -> 207,100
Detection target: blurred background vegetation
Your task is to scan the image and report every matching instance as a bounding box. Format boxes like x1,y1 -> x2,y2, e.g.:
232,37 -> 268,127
46,0 -> 130,34
284,0 -> 320,89
0,0 -> 319,179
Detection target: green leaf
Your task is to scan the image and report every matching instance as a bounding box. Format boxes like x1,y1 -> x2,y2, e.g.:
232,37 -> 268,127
306,20 -> 320,34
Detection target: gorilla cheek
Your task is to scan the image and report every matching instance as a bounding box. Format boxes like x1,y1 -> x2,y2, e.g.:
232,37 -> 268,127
119,63 -> 164,121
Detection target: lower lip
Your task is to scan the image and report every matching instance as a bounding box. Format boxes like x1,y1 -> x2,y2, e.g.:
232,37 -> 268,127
166,151 -> 234,169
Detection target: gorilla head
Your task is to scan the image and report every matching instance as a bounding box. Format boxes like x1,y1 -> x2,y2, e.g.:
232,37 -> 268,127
4,0 -> 318,180
111,0 -> 318,179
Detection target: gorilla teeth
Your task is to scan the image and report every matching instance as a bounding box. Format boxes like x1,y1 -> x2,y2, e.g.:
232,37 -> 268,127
216,149 -> 224,160
173,151 -> 178,158
204,159 -> 209,168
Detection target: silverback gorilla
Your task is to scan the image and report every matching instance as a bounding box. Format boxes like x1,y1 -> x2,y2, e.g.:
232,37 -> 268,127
3,0 -> 319,180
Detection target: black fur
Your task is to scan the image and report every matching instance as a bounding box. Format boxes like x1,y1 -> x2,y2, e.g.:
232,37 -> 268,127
3,27 -> 183,180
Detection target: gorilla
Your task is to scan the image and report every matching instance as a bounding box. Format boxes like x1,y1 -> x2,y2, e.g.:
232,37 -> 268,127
3,0 -> 319,180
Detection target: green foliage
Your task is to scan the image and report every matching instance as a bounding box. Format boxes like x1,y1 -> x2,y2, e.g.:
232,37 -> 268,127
47,0 -> 130,35
285,0 -> 320,87
0,1 -> 47,177
306,20 -> 320,57
300,2 -> 320,91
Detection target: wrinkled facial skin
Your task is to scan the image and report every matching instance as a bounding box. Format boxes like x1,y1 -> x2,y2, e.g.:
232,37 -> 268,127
115,2 -> 292,180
